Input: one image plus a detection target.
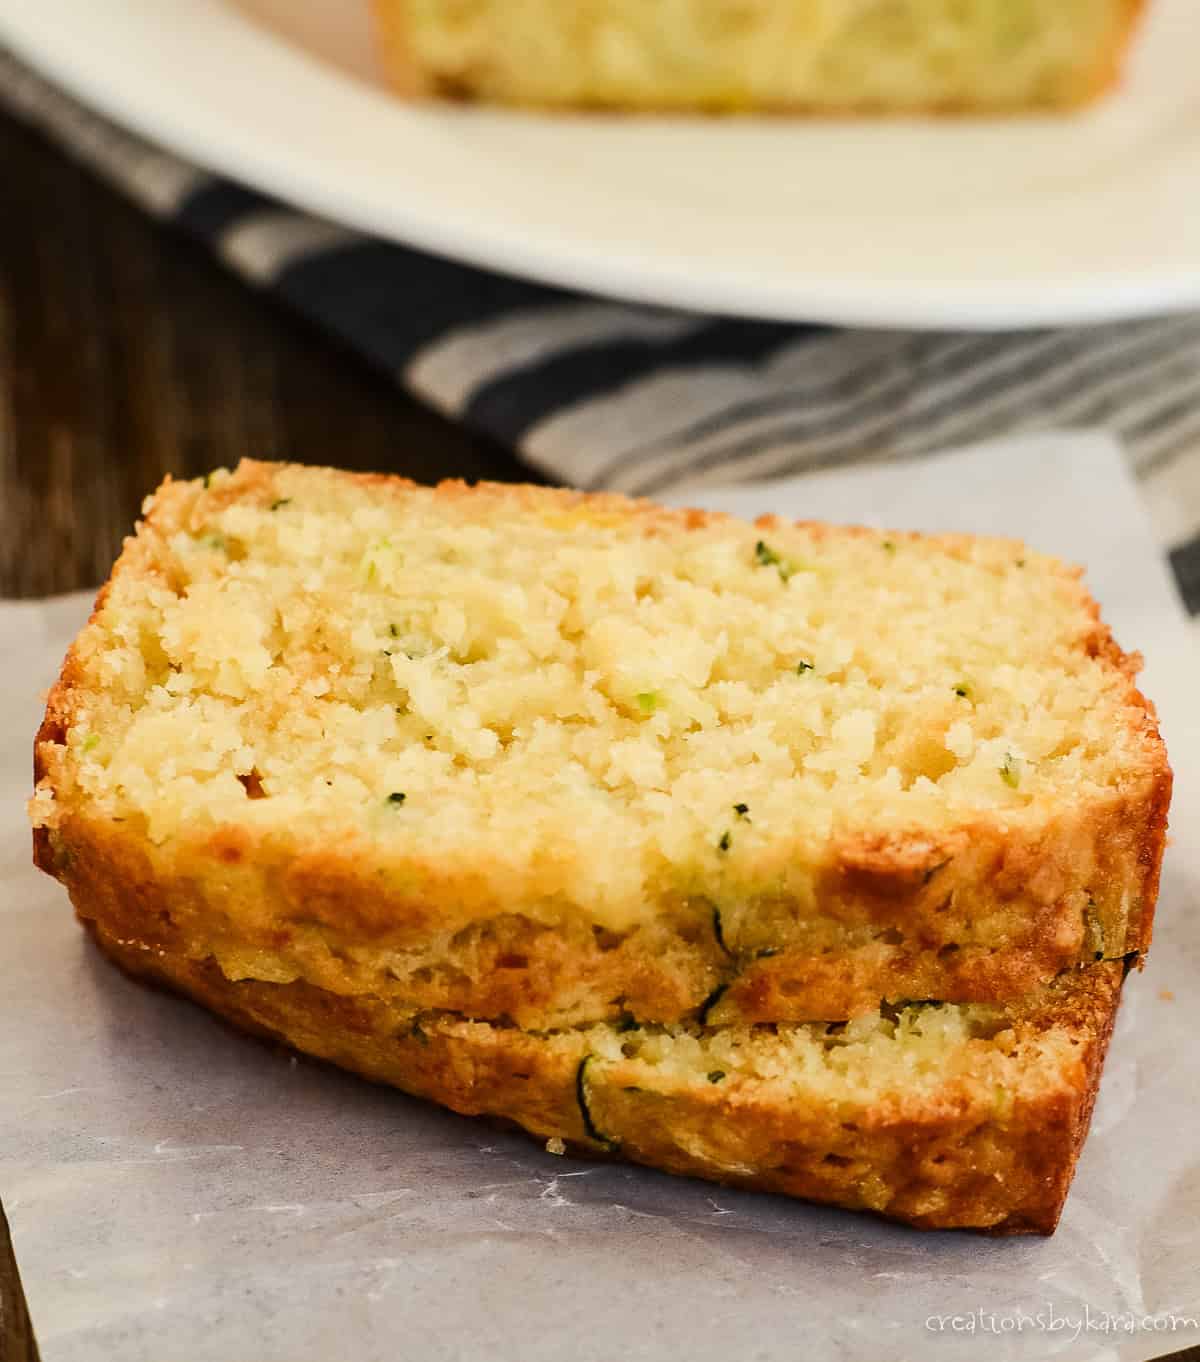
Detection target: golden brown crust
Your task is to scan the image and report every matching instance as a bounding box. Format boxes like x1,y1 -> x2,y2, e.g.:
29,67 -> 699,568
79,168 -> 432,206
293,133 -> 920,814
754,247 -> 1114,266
83,915 -> 1123,1235
1088,0 -> 1149,101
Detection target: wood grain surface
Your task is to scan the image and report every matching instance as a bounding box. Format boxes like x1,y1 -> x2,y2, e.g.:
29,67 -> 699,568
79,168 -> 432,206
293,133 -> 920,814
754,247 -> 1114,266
0,110 -> 532,601
0,1201 -> 39,1362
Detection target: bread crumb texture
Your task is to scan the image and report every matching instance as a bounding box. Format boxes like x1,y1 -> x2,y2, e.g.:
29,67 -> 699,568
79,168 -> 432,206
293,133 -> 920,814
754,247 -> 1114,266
34,463 -> 1166,942
379,0 -> 1144,111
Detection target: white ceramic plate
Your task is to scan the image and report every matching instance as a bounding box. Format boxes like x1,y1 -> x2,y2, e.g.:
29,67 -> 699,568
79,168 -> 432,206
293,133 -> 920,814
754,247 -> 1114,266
3,0 -> 1199,329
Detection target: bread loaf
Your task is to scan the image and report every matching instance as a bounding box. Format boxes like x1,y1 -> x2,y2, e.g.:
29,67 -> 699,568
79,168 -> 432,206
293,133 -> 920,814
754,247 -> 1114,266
31,461 -> 1167,1232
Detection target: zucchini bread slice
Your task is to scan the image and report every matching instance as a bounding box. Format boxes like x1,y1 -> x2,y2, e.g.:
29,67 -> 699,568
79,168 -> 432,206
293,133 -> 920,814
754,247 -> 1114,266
374,0 -> 1147,112
31,462 -> 1169,1028
84,915 -> 1126,1235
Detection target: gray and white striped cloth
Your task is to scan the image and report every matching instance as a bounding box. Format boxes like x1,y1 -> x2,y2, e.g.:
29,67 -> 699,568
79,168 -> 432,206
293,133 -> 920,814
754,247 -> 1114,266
4,48 -> 1198,629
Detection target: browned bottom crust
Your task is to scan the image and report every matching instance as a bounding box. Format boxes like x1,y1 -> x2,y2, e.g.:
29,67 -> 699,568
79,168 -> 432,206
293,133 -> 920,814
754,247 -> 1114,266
85,914 -> 1123,1235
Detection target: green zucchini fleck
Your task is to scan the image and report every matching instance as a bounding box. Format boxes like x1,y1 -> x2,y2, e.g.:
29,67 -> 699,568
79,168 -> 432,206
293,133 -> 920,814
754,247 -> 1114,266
881,998 -> 941,1026
999,753 -> 1021,789
410,1018 -> 429,1046
953,682 -> 974,700
706,1070 -> 726,1085
732,802 -> 750,820
754,540 -> 795,583
698,983 -> 729,1024
387,792 -> 407,806
922,859 -> 950,886
269,498 -> 292,511
796,660 -> 814,675
717,830 -> 732,854
635,691 -> 662,715
576,1056 -> 618,1148
755,539 -> 782,569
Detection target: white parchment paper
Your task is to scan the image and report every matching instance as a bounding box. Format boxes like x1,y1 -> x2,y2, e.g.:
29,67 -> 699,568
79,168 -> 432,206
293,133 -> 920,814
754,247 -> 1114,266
2,433 -> 1197,1362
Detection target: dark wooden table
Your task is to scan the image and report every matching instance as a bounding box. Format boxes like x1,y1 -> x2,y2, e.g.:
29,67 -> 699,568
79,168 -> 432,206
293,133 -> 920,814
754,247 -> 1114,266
0,107 -> 537,1361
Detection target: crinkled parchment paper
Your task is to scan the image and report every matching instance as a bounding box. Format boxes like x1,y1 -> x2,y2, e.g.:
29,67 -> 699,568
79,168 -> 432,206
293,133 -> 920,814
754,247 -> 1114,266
2,433 -> 1197,1361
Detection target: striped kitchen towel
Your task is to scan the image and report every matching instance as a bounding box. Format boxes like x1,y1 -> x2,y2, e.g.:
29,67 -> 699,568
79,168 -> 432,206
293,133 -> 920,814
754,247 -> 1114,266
3,48 -> 1199,628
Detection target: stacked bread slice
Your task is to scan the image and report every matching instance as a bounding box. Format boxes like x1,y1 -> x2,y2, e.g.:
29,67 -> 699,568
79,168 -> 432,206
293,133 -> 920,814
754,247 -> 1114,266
31,462 -> 1170,1232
